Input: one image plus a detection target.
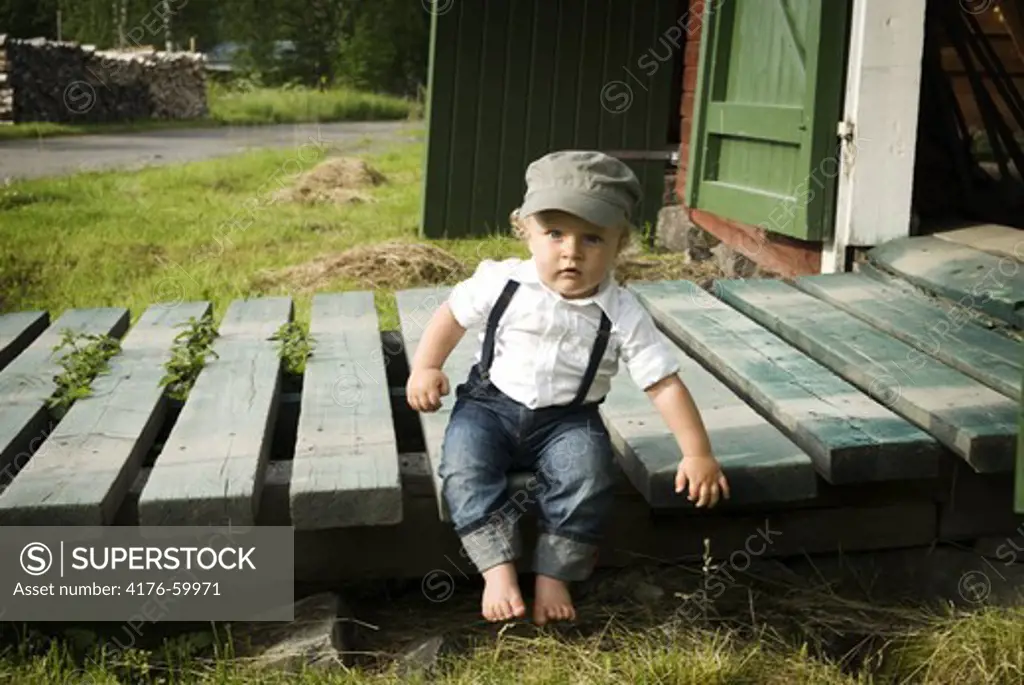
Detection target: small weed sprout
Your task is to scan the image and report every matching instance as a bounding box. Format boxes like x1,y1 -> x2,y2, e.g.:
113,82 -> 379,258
160,313 -> 219,401
271,321 -> 315,375
46,329 -> 122,417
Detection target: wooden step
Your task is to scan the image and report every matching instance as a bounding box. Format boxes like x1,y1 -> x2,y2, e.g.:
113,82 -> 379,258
867,236 -> 1024,329
0,311 -> 48,373
137,297 -> 292,525
629,281 -> 942,484
0,307 -> 130,474
932,224 -> 1023,262
716,279 -> 1018,473
601,328 -> 818,508
794,272 -> 1023,400
395,287 -> 466,521
289,292 -> 402,530
0,302 -> 211,525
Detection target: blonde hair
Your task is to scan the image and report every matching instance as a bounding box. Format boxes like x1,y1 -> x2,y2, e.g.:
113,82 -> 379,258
509,208 -> 632,252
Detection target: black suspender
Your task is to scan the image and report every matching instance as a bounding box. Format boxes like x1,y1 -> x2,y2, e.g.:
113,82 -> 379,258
478,279 -> 612,406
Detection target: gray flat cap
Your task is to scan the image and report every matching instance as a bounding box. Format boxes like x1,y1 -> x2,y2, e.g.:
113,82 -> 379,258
518,150 -> 642,229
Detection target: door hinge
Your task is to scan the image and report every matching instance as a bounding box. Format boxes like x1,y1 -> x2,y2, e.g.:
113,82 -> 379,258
837,120 -> 855,142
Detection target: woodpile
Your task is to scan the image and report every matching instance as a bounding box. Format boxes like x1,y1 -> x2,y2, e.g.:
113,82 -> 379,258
0,34 -> 207,124
0,35 -> 12,124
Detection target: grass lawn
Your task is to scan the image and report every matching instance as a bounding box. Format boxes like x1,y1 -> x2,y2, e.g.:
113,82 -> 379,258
0,83 -> 420,141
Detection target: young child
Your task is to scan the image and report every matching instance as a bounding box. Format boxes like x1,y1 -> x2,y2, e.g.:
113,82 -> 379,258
406,150 -> 729,626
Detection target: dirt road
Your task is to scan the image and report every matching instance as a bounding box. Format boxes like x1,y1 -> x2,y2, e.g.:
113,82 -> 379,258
0,121 -> 417,181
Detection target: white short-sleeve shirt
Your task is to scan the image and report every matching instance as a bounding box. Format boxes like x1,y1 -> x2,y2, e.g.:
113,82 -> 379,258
446,257 -> 680,409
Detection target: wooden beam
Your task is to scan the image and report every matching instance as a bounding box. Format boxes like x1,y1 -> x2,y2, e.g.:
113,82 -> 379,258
825,0 -> 925,272
290,292 -> 402,529
631,280 -> 942,483
716,278 -> 1018,473
0,302 -> 211,525
795,272 -> 1022,400
932,223 -> 1024,262
0,311 -> 48,373
0,307 -> 129,476
868,236 -> 1024,329
137,297 -> 291,526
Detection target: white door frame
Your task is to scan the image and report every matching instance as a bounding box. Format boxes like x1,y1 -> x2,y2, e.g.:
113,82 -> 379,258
821,0 -> 927,273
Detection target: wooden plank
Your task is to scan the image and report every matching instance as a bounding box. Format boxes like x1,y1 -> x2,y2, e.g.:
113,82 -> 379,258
716,279 -> 1019,472
137,297 -> 291,526
629,281 -> 942,484
932,224 -> 1024,262
290,292 -> 402,530
0,302 -> 211,525
395,287 -> 468,521
0,307 -> 130,475
794,272 -> 1023,400
0,311 -> 48,372
867,236 -> 1024,329
601,327 -> 818,507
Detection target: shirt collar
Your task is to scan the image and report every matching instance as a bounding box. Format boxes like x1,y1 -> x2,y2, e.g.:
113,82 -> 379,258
513,258 -> 619,318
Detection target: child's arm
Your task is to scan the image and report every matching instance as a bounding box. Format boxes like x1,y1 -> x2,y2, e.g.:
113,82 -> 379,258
645,374 -> 730,508
406,302 -> 467,412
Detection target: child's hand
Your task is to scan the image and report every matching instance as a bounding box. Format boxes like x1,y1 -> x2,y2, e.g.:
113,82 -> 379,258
406,367 -> 450,412
675,455 -> 730,508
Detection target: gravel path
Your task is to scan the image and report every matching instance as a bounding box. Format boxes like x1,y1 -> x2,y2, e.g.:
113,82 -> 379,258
0,121 -> 418,181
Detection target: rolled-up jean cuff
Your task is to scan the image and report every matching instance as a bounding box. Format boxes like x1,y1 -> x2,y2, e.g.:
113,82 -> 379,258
533,532 -> 599,582
459,518 -> 521,573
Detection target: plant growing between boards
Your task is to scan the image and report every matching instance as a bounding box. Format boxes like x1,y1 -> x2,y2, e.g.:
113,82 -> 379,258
160,313 -> 219,402
46,329 -> 122,418
270,321 -> 315,376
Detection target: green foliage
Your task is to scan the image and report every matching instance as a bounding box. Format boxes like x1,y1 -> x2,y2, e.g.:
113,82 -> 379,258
160,313 -> 219,401
270,321 -> 315,375
46,329 -> 122,417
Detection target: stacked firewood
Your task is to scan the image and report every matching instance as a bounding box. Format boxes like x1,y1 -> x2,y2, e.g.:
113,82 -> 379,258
3,35 -> 207,124
0,35 -> 12,124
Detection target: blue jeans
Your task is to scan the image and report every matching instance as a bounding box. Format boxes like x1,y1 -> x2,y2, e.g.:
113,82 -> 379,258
439,365 -> 618,582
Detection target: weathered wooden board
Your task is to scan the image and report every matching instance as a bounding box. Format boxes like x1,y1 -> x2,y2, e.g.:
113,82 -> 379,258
628,280 -> 942,484
794,273 -> 1023,400
0,311 -> 48,372
0,307 -> 129,476
395,287 -> 470,521
867,236 -> 1024,328
601,328 -> 818,507
290,292 -> 402,529
137,297 -> 291,526
0,302 -> 211,525
716,279 -> 1018,473
932,224 -> 1024,262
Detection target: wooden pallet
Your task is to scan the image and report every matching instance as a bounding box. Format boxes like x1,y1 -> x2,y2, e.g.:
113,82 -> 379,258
0,247 -> 1020,577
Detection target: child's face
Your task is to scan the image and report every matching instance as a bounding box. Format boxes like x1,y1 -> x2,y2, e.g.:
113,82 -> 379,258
524,211 -> 626,299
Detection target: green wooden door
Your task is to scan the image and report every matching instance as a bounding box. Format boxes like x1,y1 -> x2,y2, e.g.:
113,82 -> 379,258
420,0 -> 680,239
684,0 -> 850,241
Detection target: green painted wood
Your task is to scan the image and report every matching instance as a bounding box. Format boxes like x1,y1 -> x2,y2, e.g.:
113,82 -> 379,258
685,0 -> 850,240
629,280 -> 943,483
137,297 -> 292,525
705,103 -> 805,144
601,331 -> 818,508
419,0 -> 459,235
716,279 -> 1019,472
0,307 -> 129,475
421,0 -> 677,238
1016,371 -> 1024,513
868,236 -> 1024,329
290,292 -> 402,530
0,302 -> 211,525
396,287 -> 467,521
469,0 -> 510,235
794,273 -> 1023,400
0,311 -> 48,372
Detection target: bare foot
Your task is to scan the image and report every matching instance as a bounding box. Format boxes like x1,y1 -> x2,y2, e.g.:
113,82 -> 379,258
480,562 -> 527,622
533,574 -> 576,625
